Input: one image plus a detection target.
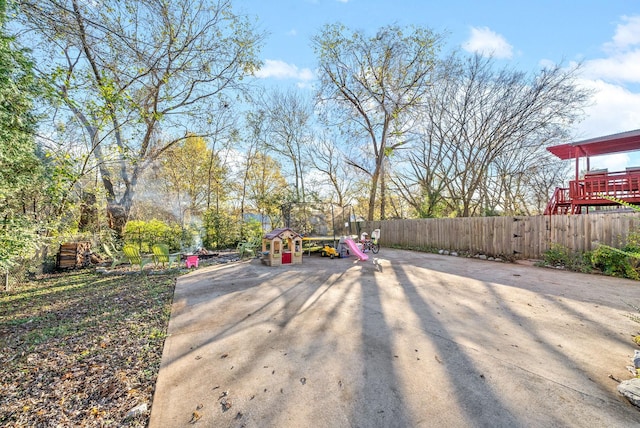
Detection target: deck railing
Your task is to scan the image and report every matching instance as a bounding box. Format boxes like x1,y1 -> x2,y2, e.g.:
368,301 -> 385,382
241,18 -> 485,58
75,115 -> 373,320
543,186 -> 570,215
569,169 -> 640,205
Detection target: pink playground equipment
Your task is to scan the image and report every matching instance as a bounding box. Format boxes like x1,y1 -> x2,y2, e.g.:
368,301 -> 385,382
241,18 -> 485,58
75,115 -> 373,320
185,255 -> 199,268
341,229 -> 380,261
344,237 -> 368,261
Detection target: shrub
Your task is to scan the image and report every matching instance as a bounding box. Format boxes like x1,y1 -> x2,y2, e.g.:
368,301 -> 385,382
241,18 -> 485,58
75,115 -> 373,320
542,243 -> 571,267
243,217 -> 264,242
123,219 -> 183,252
541,243 -> 592,273
591,228 -> 640,280
202,210 -> 238,250
591,246 -> 639,280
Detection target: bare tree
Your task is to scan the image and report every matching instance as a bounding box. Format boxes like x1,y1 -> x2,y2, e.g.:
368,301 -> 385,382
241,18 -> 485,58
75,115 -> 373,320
312,23 -> 443,221
480,144 -> 559,216
256,89 -> 313,204
18,0 -> 263,236
237,109 -> 266,238
205,102 -> 238,214
390,97 -> 457,218
423,54 -> 590,217
391,141 -> 450,217
307,129 -> 357,208
520,155 -> 571,214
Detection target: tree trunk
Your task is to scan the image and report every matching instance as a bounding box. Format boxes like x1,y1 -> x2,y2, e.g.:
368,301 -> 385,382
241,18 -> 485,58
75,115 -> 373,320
367,170 -> 379,221
106,203 -> 129,239
380,160 -> 386,220
78,192 -> 98,232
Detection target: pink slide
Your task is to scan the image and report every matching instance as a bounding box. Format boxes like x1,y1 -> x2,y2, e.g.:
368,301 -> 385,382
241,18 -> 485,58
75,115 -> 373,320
345,238 -> 369,261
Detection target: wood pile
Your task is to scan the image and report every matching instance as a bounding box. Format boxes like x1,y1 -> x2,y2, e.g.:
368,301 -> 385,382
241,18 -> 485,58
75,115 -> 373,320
57,241 -> 92,269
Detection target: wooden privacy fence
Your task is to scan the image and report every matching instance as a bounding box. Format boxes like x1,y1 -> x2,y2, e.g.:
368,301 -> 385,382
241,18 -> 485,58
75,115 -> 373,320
359,212 -> 640,259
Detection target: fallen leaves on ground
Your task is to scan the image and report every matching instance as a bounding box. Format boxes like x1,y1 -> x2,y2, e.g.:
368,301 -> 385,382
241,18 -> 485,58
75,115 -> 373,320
0,269 -> 177,427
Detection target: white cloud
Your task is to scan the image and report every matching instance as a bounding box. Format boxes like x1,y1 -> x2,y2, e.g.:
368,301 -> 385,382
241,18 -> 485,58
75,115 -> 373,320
578,15 -> 640,84
572,15 -> 640,148
590,153 -> 631,171
582,51 -> 640,83
572,78 -> 640,170
575,78 -> 640,138
254,59 -> 315,82
605,15 -> 640,51
462,26 -> 513,59
583,22 -> 640,85
538,58 -> 557,69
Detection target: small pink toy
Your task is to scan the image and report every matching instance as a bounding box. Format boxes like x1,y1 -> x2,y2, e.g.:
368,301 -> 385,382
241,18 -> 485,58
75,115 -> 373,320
185,255 -> 199,268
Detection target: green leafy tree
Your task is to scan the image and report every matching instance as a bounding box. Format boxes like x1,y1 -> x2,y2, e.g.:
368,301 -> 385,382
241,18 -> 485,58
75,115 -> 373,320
238,110 -> 267,238
0,0 -> 43,272
245,152 -> 287,231
203,209 -> 237,250
153,134 -> 228,221
18,0 -> 263,237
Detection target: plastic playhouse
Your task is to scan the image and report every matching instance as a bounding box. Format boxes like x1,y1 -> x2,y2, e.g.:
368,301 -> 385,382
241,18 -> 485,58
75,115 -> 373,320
261,228 -> 303,266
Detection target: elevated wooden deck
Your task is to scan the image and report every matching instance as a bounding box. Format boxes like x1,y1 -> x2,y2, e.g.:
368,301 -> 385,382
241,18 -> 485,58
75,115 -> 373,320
545,168 -> 640,214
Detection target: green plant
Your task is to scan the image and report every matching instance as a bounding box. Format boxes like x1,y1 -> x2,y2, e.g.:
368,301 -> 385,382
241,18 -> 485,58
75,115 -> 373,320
243,217 -> 264,243
591,245 -> 639,279
123,219 -> 182,252
543,243 -> 571,267
589,196 -> 640,279
203,209 -> 238,249
541,243 -> 592,273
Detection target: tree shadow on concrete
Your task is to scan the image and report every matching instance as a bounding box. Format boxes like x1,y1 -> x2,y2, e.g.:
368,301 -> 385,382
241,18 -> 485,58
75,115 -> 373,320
388,263 -> 522,427
151,258 -> 364,426
388,259 -> 639,426
349,262 -> 413,427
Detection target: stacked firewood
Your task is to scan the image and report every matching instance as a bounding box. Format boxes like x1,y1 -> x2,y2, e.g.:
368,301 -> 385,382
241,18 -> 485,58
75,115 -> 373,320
57,242 -> 92,269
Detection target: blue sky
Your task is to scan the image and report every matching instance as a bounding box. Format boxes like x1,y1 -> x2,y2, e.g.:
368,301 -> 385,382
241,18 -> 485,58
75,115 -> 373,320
238,0 -> 640,171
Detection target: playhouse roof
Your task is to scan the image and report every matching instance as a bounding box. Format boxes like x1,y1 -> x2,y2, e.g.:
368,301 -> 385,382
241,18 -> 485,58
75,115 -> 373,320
547,128 -> 640,160
263,228 -> 301,240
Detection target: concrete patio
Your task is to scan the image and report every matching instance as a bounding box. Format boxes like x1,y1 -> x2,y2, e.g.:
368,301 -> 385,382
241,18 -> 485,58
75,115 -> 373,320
149,248 -> 640,427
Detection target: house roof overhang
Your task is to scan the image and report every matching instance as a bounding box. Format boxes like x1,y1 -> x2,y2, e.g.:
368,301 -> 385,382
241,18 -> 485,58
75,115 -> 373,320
547,128 -> 640,160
